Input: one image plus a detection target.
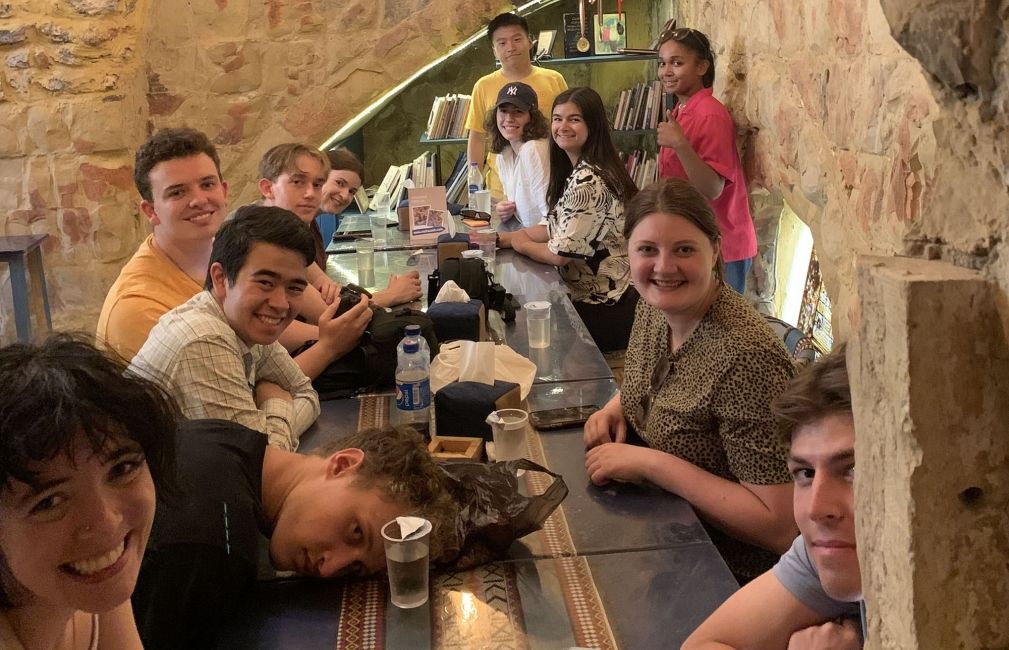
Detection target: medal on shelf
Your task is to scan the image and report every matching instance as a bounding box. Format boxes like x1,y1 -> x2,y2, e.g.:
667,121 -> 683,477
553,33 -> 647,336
616,0 -> 625,35
577,0 -> 591,53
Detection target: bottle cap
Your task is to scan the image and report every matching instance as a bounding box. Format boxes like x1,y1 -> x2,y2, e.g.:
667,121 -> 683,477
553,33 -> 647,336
403,340 -> 420,353
404,324 -> 421,337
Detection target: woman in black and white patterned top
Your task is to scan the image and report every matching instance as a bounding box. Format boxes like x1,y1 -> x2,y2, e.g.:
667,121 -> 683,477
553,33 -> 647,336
499,87 -> 639,351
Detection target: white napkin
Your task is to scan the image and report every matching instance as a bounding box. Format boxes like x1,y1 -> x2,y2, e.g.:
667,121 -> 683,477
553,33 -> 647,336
394,516 -> 429,541
433,280 -> 471,304
459,341 -> 496,385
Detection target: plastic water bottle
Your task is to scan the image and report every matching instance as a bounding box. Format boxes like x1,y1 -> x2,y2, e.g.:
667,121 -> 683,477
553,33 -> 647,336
395,325 -> 430,434
467,161 -> 482,210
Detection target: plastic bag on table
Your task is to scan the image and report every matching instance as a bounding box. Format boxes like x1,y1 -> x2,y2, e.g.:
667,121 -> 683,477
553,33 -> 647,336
435,458 -> 568,569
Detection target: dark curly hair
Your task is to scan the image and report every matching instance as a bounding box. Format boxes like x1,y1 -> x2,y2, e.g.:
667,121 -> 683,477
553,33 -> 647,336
484,105 -> 550,155
318,426 -> 456,558
134,127 -> 222,202
0,334 -> 179,608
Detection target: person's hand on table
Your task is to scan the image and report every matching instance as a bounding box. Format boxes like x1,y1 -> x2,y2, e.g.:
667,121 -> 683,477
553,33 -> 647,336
657,112 -> 690,150
255,380 -> 292,406
585,442 -> 654,486
583,401 -> 626,448
495,200 -> 517,222
317,294 -> 372,359
375,271 -> 422,306
787,619 -> 860,650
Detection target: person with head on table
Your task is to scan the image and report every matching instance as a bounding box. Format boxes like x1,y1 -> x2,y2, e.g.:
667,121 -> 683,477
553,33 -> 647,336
683,345 -> 864,649
0,335 -> 177,650
132,421 -> 455,649
129,207 -> 327,452
255,142 -> 422,310
485,81 -> 552,231
655,26 -> 757,294
96,128 -> 371,375
498,87 -> 640,353
583,178 -> 798,583
464,12 -> 567,196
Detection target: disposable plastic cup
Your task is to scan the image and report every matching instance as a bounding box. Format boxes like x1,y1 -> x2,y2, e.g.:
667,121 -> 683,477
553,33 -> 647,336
524,300 -> 551,349
477,228 -> 497,265
474,189 -> 492,214
381,518 -> 432,609
370,214 -> 388,248
487,408 -> 529,461
357,239 -> 375,277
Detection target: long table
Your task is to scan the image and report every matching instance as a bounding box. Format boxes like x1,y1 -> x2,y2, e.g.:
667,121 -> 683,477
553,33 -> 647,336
216,218 -> 739,648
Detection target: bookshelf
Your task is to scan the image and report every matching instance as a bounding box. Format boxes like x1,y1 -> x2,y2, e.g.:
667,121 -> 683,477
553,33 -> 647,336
418,133 -> 467,185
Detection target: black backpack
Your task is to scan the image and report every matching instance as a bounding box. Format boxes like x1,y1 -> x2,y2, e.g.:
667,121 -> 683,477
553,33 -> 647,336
310,287 -> 438,399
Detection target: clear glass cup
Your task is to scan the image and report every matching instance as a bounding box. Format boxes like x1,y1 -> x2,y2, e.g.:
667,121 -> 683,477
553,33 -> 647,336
381,517 -> 432,609
486,408 -> 529,461
357,238 -> 375,282
524,301 -> 551,348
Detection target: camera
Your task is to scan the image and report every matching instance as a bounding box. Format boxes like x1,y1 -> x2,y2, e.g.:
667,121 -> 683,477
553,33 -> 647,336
334,283 -> 372,317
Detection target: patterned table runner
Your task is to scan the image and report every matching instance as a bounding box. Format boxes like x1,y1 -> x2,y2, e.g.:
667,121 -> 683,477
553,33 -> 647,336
335,396 -> 616,650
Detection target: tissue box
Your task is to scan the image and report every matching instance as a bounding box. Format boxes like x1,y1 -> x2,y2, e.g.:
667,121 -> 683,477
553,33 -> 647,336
428,299 -> 486,342
435,380 -> 521,441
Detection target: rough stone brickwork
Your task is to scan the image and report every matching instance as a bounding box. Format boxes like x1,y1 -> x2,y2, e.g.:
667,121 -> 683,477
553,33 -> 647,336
852,256 -> 1009,648
677,0 -> 1009,339
0,0 -> 499,340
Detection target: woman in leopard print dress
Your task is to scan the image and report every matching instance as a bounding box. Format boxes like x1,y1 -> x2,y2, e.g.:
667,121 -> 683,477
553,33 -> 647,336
584,178 -> 798,581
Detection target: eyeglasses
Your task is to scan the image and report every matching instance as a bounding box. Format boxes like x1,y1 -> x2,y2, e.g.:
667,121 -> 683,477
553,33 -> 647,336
635,355 -> 672,425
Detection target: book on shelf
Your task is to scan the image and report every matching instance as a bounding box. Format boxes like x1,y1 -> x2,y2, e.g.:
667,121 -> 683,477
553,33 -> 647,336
443,152 -> 468,204
611,81 -> 664,130
621,149 -> 659,188
425,94 -> 472,140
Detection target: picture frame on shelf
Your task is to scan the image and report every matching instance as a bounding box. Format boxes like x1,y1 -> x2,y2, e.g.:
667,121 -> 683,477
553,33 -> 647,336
594,14 -> 626,55
535,29 -> 557,60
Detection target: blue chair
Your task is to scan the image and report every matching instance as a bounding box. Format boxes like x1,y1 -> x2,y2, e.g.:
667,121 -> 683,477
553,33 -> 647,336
763,315 -> 820,368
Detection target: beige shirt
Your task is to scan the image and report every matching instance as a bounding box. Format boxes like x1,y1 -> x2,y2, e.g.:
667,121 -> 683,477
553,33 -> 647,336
129,291 -> 320,450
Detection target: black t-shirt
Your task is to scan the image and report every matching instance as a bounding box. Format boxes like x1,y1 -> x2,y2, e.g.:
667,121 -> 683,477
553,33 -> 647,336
132,420 -> 269,650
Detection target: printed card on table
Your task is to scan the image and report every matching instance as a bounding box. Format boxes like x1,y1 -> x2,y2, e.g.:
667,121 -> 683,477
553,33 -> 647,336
408,186 -> 449,241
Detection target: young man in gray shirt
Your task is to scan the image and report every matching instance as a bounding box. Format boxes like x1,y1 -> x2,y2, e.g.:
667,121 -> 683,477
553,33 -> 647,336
683,344 -> 864,649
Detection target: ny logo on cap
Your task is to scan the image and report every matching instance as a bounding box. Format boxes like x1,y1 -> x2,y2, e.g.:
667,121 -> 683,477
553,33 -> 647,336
506,86 -> 518,96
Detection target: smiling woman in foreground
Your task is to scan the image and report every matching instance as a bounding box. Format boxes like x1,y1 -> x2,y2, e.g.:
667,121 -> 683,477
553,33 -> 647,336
583,178 -> 798,582
0,335 -> 177,650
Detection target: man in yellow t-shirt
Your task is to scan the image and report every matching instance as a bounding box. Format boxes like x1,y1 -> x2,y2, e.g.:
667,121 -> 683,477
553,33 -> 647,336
465,12 -> 567,198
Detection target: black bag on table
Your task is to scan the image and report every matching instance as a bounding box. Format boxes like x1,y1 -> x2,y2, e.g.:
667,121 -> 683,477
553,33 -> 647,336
427,256 -> 517,321
309,286 -> 439,399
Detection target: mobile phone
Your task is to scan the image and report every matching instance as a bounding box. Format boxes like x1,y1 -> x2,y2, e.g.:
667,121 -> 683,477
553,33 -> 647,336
331,230 -> 371,242
529,405 -> 599,431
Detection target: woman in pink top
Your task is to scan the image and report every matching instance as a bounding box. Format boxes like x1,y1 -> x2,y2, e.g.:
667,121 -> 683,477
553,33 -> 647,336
655,27 -> 756,294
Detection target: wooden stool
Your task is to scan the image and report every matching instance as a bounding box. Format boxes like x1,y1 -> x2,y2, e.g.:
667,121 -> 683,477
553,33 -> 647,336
0,234 -> 52,342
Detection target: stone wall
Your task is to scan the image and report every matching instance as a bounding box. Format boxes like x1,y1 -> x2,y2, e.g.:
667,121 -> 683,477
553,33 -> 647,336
677,0 -> 1008,338
672,0 -> 1009,646
0,0 -> 501,341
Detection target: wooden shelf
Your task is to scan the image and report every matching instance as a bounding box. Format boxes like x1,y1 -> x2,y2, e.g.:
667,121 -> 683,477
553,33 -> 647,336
611,128 -> 655,135
420,134 -> 467,145
536,53 -> 656,65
